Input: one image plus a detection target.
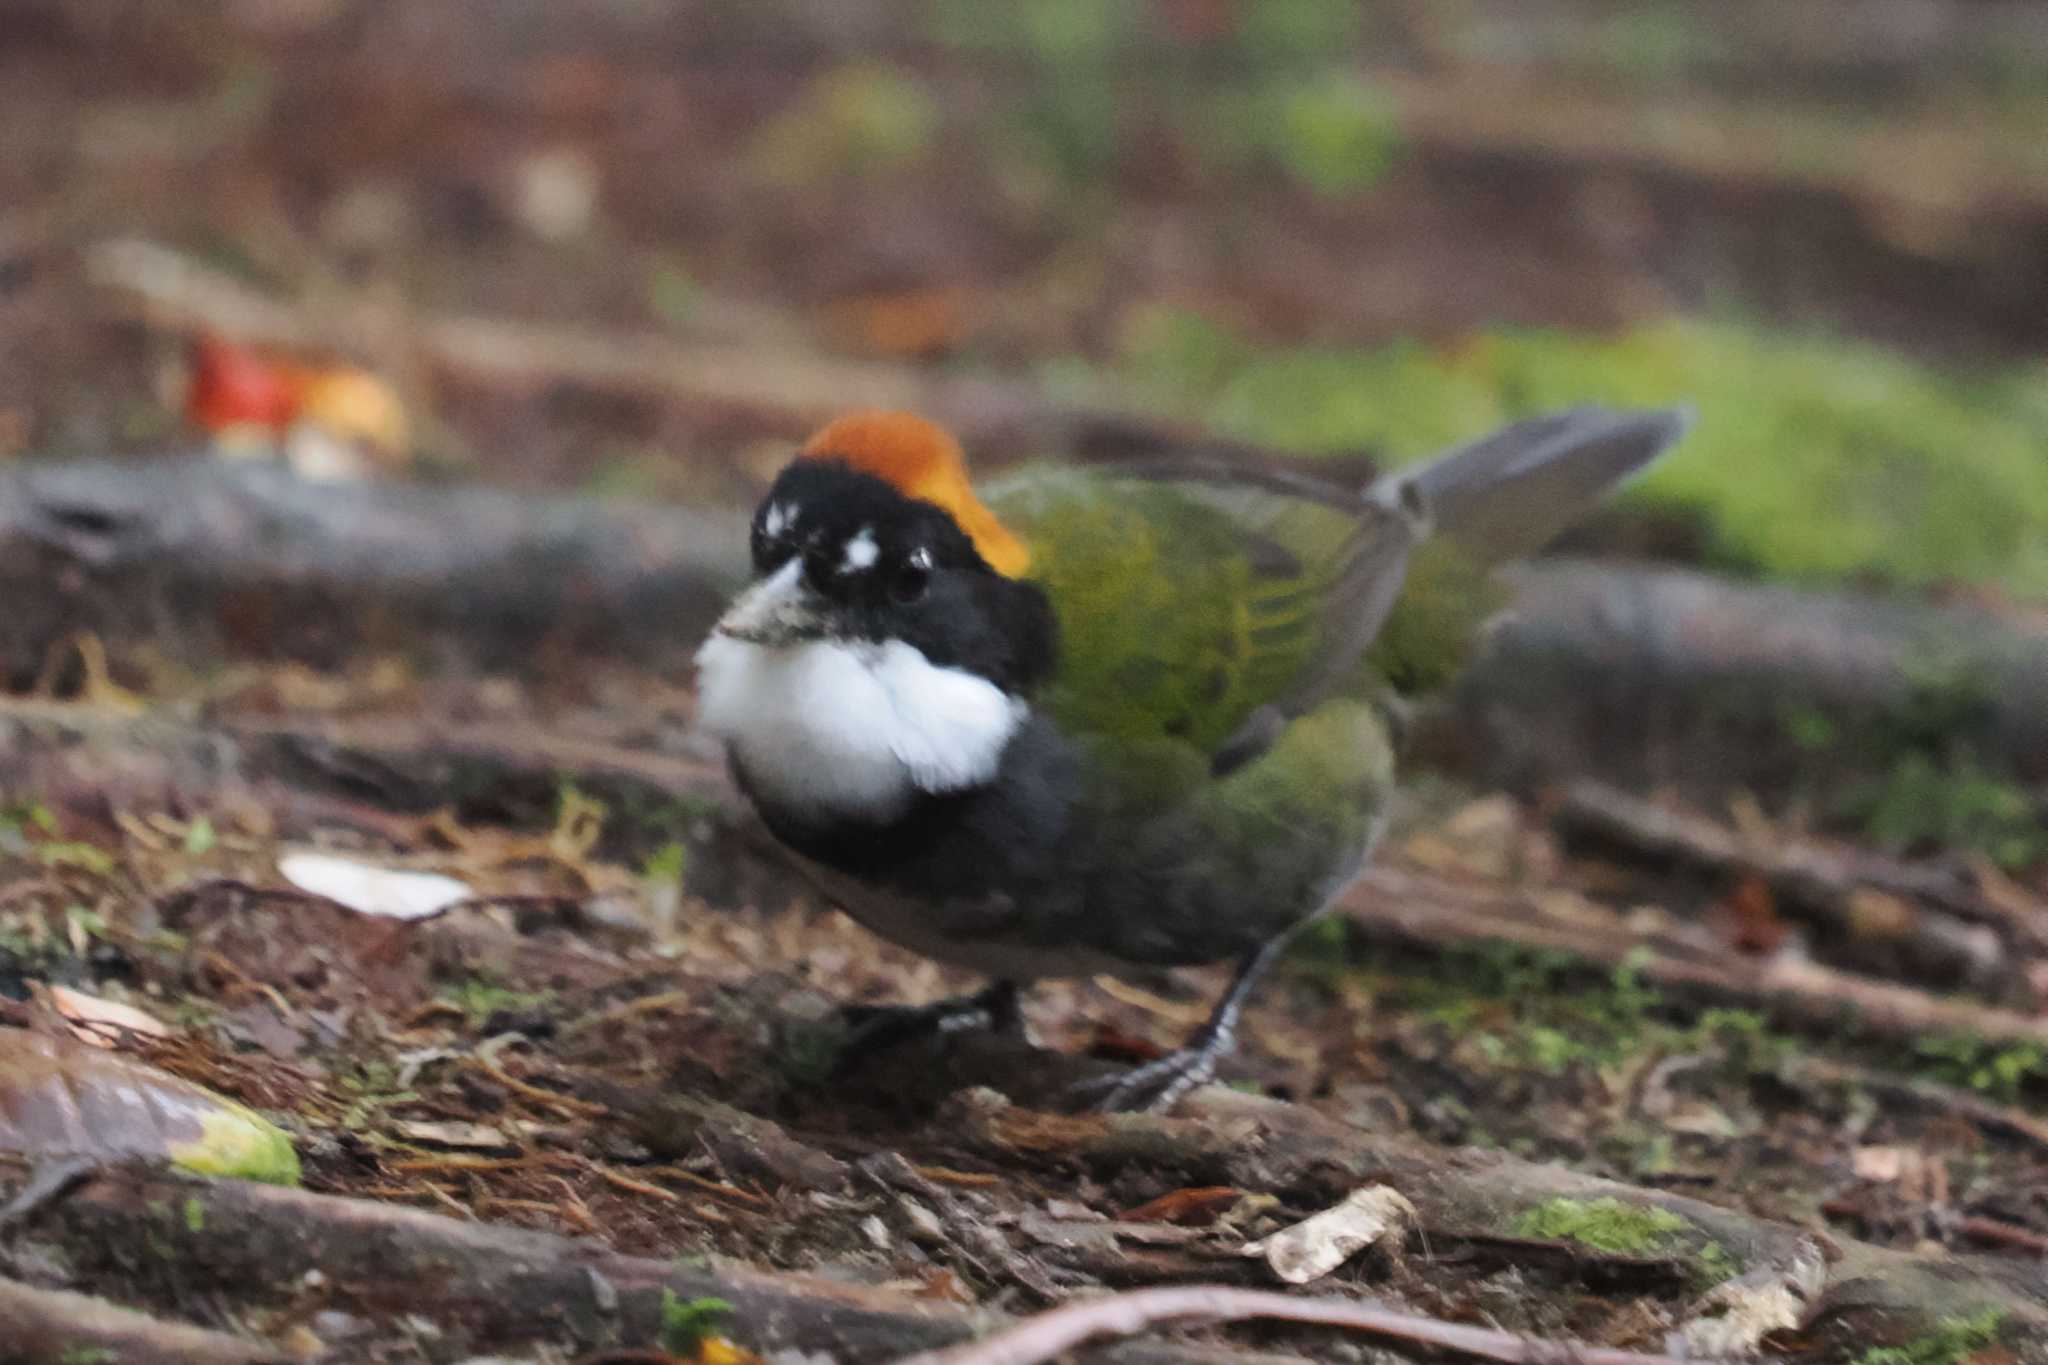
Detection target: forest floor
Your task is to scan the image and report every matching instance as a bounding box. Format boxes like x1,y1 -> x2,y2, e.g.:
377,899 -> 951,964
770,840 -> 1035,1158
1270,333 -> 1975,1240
2,3 -> 2047,1361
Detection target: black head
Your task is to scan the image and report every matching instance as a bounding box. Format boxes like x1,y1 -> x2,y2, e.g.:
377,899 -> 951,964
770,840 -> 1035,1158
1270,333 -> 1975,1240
731,458 -> 1057,696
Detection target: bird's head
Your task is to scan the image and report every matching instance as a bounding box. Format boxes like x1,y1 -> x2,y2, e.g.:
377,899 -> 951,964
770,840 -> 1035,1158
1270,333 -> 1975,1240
713,412 -> 1050,690
695,413 -> 1053,824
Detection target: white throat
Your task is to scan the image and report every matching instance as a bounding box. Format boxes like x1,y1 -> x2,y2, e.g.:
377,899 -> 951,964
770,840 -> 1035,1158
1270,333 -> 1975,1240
695,628 -> 1026,826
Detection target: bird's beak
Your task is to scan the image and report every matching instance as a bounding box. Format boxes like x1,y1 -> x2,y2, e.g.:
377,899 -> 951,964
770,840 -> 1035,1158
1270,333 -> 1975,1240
712,558 -> 830,647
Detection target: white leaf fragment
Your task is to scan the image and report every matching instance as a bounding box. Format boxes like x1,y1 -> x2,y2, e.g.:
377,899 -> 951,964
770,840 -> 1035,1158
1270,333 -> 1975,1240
1672,1244 -> 1827,1357
279,852 -> 473,921
1241,1184 -> 1416,1284
46,984 -> 171,1048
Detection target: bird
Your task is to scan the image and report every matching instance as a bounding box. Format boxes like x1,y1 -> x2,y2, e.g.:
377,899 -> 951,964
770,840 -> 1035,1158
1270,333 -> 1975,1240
694,405 -> 1692,1109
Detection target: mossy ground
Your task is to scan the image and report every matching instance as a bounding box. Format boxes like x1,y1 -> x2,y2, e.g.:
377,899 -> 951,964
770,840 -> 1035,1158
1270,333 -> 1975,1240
1854,1309 -> 2007,1365
1089,311 -> 2048,602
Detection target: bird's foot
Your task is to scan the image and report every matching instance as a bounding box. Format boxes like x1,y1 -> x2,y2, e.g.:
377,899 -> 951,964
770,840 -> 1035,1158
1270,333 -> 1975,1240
1062,934 -> 1294,1113
834,980 -> 1020,1070
1064,1029 -> 1232,1113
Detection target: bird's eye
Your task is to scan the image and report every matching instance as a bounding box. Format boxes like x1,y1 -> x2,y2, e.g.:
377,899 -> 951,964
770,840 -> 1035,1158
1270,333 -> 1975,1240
890,553 -> 931,605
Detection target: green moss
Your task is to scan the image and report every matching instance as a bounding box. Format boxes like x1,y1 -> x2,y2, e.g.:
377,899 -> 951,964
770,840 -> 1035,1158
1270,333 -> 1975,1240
658,1291 -> 735,1355
1102,313 -> 2048,601
183,1195 -> 205,1233
1852,755 -> 2047,870
439,978 -> 556,1028
747,63 -> 940,185
1854,1308 -> 2005,1365
1694,1239 -> 1737,1288
1511,1196 -> 1689,1255
641,841 -> 689,888
1257,74 -> 1402,197
1913,1035 -> 2048,1103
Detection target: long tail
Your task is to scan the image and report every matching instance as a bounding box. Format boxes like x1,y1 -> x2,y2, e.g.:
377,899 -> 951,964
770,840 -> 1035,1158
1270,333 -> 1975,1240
1378,406 -> 1694,564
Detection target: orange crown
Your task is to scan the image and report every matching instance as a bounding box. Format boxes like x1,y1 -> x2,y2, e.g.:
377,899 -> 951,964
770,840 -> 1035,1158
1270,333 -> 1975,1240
800,411 -> 1030,577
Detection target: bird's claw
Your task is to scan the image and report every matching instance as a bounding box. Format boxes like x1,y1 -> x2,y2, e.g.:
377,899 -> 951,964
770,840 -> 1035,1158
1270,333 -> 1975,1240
1064,1041 -> 1222,1114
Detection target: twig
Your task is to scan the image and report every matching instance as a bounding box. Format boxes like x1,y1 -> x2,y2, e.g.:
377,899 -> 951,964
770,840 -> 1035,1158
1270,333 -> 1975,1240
635,1164 -> 774,1212
0,1274 -> 278,1363
892,1285 -> 1705,1365
473,1034 -> 608,1119
1343,865 -> 2048,1053
1787,1057 -> 2048,1153
582,1160 -> 681,1204
1955,1216 -> 2048,1256
1555,780 -> 2043,971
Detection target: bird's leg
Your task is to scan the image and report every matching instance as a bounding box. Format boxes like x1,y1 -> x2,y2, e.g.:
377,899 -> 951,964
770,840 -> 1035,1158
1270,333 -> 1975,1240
835,978 -> 1022,1068
1068,931 -> 1295,1113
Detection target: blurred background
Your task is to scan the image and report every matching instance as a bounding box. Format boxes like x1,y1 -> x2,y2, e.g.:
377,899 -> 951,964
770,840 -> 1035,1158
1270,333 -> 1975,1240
2,0 -> 2045,847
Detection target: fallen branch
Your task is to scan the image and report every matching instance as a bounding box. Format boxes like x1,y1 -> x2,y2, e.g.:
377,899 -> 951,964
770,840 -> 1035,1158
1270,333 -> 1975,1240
1553,780 -> 2041,997
894,1284 -> 1697,1365
0,454 -> 745,682
939,1088 -> 2048,1352
1451,561 -> 2048,790
0,1274 -> 280,1364
1343,864 -> 2048,1054
9,1164 -> 1310,1365
24,1163 -> 980,1361
1557,780 -> 2048,951
941,1086 -> 1819,1294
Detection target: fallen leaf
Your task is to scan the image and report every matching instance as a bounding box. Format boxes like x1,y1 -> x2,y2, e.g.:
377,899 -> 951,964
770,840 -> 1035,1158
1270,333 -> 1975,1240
295,366 -> 409,461
0,1028 -> 299,1184
1853,1145 -> 1908,1182
1241,1184 -> 1415,1284
278,851 -> 472,920
392,1119 -> 515,1152
696,1338 -> 765,1365
186,333 -> 302,434
44,984 -> 170,1049
1716,875 -> 1789,954
1852,1144 -> 1948,1205
1117,1186 -> 1242,1226
1675,1247 -> 1826,1356
1845,888 -> 1916,939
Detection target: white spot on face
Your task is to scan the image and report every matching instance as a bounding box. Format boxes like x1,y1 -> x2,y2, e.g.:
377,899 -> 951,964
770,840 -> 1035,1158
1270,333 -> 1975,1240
763,502 -> 795,539
695,631 -> 1025,824
840,526 -> 879,574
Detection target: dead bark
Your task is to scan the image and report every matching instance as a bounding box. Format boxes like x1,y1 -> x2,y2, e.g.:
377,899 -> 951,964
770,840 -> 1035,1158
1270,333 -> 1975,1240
941,1087 -> 2048,1352
1444,561 -> 2048,790
1344,864 -> 2048,1054
4,1164 -> 1314,1365
0,1274 -> 281,1364
0,453 -> 747,683
942,1085 -> 1821,1287
1555,780 -> 2048,951
1552,780 -> 2042,997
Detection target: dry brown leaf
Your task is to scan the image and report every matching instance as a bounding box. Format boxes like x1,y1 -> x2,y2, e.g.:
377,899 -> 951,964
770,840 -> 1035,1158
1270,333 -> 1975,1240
1116,1186 -> 1242,1226
44,984 -> 170,1049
